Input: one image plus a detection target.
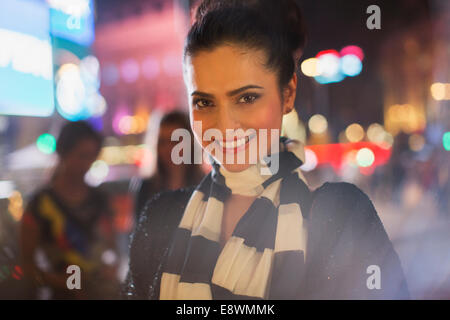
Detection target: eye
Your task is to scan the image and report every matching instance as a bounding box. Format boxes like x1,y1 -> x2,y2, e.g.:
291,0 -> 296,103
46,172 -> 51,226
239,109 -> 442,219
193,98 -> 214,110
238,93 -> 260,104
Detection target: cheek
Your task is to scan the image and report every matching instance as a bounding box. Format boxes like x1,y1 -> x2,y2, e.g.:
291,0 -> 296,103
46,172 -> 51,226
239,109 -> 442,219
249,100 -> 283,131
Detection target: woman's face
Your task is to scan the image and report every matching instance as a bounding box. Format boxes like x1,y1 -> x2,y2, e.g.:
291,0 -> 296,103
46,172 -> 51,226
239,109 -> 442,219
61,139 -> 100,179
184,44 -> 297,172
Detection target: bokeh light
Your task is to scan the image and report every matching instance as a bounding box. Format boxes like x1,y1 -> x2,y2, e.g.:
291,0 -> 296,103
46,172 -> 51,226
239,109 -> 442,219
56,63 -> 87,120
118,116 -> 136,135
79,55 -> 100,89
120,58 -> 140,83
55,57 -> 104,122
308,114 -> 328,134
117,115 -> 147,135
101,249 -> 118,266
310,46 -> 364,84
300,148 -> 318,172
85,160 -> 109,187
443,132 -> 450,151
430,83 -> 446,101
367,123 -> 386,144
86,93 -> 107,117
385,104 -> 427,136
340,45 -> 364,61
301,58 -> 320,77
345,123 -> 365,142
36,133 -> 56,154
316,51 -> 340,78
8,190 -> 23,221
356,148 -> 375,167
340,54 -> 363,77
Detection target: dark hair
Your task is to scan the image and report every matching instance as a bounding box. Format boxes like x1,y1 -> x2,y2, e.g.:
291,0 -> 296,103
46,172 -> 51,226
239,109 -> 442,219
56,121 -> 103,157
185,0 -> 307,90
156,110 -> 203,184
160,110 -> 190,130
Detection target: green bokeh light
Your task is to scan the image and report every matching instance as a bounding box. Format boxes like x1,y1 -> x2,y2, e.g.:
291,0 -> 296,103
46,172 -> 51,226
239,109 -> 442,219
443,132 -> 450,151
36,133 -> 56,154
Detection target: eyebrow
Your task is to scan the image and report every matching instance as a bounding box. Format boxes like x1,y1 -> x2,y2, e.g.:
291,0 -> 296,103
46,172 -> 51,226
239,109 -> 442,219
191,85 -> 264,98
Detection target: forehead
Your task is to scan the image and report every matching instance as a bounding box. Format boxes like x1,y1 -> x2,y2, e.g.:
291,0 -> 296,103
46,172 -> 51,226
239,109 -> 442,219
184,45 -> 276,93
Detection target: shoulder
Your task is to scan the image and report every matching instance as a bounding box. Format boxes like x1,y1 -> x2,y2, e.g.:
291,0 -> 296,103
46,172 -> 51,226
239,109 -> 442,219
131,185 -> 196,255
136,176 -> 157,193
307,182 -> 409,299
126,186 -> 195,299
309,181 -> 381,229
137,186 -> 196,225
24,186 -> 52,215
312,181 -> 375,213
131,186 -> 196,248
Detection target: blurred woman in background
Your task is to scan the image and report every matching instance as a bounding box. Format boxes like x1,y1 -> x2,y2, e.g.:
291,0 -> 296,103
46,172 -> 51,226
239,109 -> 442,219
21,121 -> 119,299
133,111 -> 204,220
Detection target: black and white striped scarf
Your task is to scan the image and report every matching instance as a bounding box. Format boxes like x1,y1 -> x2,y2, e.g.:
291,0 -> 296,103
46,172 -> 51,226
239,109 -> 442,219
160,137 -> 311,299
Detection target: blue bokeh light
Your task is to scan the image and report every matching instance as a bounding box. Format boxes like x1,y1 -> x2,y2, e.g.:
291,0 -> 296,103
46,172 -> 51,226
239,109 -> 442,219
340,54 -> 363,77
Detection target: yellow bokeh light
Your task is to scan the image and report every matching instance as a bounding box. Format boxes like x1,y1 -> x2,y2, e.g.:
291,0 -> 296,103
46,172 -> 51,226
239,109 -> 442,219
8,191 -> 24,221
367,123 -> 385,143
308,114 -> 328,134
431,83 -> 446,101
301,58 -> 321,77
345,123 -> 365,142
385,104 -> 427,136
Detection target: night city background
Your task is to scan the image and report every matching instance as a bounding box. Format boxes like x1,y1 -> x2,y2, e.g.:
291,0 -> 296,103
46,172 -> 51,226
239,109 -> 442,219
0,0 -> 449,299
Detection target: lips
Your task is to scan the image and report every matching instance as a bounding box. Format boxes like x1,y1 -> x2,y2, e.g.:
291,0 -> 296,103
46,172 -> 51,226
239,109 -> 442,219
216,133 -> 256,153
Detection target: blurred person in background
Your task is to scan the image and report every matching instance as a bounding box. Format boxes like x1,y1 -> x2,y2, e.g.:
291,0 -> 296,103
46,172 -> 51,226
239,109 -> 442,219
20,121 -> 120,299
133,111 -> 204,220
389,132 -> 410,205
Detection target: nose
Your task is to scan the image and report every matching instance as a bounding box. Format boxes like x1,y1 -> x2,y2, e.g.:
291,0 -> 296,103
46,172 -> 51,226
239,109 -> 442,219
217,103 -> 240,136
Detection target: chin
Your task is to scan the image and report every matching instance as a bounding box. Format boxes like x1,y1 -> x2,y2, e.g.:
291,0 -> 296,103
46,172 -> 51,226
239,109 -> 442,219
220,162 -> 252,173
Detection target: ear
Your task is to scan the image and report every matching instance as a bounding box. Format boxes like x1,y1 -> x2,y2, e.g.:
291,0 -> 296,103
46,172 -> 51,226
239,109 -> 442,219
283,73 -> 297,115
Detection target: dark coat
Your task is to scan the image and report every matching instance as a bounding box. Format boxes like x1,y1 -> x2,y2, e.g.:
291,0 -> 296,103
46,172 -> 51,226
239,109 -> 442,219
123,181 -> 410,300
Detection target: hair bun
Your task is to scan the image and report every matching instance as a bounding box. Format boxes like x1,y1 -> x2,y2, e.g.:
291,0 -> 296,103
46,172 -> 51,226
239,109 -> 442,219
193,0 -> 307,54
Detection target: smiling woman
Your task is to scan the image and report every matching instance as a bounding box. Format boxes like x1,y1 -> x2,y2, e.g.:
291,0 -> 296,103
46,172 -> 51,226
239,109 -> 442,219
185,45 -> 294,173
124,0 -> 410,300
